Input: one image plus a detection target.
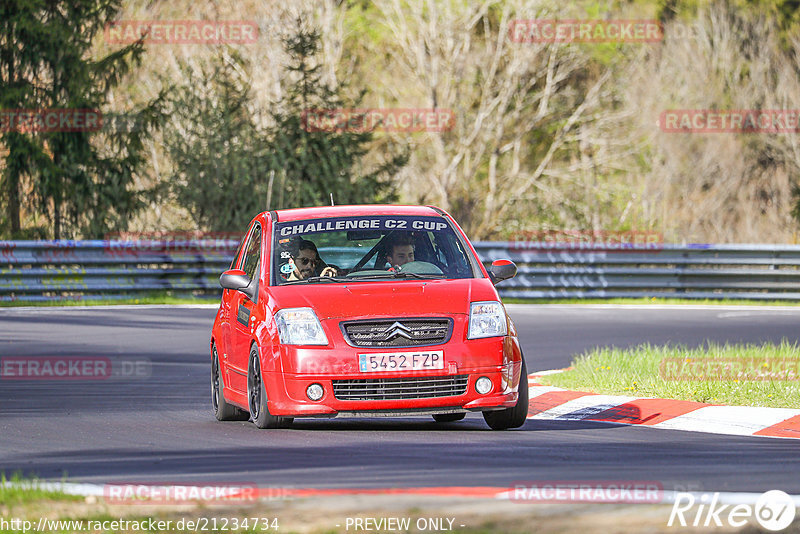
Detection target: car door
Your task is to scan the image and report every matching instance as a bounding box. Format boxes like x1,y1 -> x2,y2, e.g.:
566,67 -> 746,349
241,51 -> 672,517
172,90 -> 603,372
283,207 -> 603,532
227,222 -> 262,394
218,232 -> 247,388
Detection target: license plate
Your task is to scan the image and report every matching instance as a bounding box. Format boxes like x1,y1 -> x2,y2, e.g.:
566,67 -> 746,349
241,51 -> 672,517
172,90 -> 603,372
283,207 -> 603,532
358,351 -> 444,373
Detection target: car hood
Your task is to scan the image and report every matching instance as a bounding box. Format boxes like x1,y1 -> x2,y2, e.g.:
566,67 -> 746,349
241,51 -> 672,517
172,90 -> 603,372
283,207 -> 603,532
267,278 -> 500,320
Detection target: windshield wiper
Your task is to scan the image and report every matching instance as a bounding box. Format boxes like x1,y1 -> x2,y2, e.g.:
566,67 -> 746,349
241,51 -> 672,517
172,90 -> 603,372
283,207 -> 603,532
348,271 -> 444,280
283,276 -> 348,284
392,271 -> 445,279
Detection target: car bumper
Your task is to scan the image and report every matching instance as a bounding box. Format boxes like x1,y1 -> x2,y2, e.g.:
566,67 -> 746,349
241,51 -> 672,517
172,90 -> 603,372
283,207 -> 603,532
262,337 -> 523,417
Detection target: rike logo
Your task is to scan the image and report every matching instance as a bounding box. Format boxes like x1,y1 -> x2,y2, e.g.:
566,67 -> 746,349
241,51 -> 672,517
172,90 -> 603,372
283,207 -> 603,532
668,490 -> 796,531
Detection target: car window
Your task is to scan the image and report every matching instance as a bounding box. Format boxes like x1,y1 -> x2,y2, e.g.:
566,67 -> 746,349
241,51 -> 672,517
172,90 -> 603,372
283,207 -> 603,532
230,231 -> 247,270
272,215 -> 479,285
242,223 -> 262,281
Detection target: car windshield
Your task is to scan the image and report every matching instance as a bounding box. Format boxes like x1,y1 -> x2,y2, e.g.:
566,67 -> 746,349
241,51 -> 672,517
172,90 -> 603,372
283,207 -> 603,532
271,215 -> 479,285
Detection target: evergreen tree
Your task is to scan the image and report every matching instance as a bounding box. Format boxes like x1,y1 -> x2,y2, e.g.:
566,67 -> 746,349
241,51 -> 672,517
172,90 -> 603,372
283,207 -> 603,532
164,22 -> 408,232
163,52 -> 273,231
270,22 -> 407,208
0,0 -> 163,239
1,0 -> 55,238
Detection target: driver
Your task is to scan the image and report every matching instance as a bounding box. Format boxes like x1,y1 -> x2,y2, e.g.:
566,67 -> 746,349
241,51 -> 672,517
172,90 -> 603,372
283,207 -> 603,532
385,234 -> 415,269
287,239 -> 337,280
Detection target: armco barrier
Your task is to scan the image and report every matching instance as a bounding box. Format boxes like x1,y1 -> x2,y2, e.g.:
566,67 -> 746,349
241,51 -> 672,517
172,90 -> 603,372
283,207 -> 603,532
2,240 -> 800,302
0,240 -> 238,302
473,242 -> 800,300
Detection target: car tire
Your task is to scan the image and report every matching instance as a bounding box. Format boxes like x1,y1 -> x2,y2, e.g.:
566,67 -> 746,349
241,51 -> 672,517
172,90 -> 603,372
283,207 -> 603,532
247,345 -> 293,429
432,413 -> 466,423
483,357 -> 529,430
212,344 -> 248,421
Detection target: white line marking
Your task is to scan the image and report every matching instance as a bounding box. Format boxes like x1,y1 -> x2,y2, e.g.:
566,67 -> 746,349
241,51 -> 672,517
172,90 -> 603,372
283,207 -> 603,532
530,368 -> 567,376
527,385 -> 562,398
716,310 -> 800,318
505,303 -> 800,311
1,481 -> 105,496
652,405 -> 800,436
9,481 -> 799,506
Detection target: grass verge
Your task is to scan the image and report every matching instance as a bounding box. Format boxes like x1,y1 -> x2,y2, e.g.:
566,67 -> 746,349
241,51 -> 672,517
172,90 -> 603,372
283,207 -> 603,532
502,297 -> 800,306
0,293 -> 220,307
0,473 -> 81,505
538,340 -> 800,408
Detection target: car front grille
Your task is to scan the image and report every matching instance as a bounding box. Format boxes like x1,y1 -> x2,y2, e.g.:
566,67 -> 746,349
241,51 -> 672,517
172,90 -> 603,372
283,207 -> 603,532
341,318 -> 452,348
332,375 -> 469,401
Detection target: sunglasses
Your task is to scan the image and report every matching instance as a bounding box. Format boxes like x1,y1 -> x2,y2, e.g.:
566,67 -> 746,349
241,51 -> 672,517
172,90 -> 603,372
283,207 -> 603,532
294,256 -> 318,266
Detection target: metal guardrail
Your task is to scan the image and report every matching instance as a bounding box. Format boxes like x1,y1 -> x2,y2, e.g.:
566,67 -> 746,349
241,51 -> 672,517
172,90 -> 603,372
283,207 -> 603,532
0,240 -> 237,302
2,240 -> 800,302
473,242 -> 800,300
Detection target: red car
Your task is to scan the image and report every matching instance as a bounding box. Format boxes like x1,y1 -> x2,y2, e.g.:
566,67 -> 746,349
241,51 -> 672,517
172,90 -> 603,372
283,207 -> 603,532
210,205 -> 528,430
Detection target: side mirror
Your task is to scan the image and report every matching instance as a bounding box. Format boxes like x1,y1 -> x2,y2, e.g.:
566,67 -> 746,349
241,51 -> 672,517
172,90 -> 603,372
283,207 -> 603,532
489,259 -> 517,285
219,269 -> 256,300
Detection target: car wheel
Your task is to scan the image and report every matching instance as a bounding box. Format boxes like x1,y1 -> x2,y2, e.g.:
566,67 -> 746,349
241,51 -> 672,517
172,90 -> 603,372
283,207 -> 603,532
432,413 -> 466,423
212,344 -> 248,421
483,357 -> 529,430
247,345 -> 293,429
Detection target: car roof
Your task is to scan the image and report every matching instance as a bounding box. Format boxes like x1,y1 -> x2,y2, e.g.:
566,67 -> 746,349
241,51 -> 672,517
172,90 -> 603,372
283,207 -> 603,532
269,204 -> 444,222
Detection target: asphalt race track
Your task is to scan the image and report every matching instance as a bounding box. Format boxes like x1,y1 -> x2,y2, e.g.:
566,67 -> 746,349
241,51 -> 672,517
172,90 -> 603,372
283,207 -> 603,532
1,304 -> 799,494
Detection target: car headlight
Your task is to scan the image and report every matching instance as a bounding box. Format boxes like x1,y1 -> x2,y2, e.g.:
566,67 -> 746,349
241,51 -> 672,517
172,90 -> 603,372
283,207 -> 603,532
275,308 -> 328,345
468,301 -> 508,339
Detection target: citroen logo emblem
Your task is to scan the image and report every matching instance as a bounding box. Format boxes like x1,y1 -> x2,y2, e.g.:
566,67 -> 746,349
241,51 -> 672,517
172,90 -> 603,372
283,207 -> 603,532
383,321 -> 413,340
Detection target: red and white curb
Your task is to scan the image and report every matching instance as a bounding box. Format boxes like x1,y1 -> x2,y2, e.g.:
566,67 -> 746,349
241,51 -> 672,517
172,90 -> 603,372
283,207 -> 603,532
527,371 -> 800,439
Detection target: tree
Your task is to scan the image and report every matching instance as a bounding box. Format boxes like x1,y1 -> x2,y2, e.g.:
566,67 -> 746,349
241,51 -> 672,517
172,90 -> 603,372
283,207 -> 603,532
372,0 -> 616,238
0,0 -> 163,239
0,1 -> 58,238
269,21 -> 407,208
163,51 -> 275,231
164,21 -> 408,232
627,5 -> 800,242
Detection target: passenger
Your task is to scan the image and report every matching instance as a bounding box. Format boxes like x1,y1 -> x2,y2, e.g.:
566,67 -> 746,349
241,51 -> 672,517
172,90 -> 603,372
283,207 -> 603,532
287,239 -> 337,280
385,234 -> 415,268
